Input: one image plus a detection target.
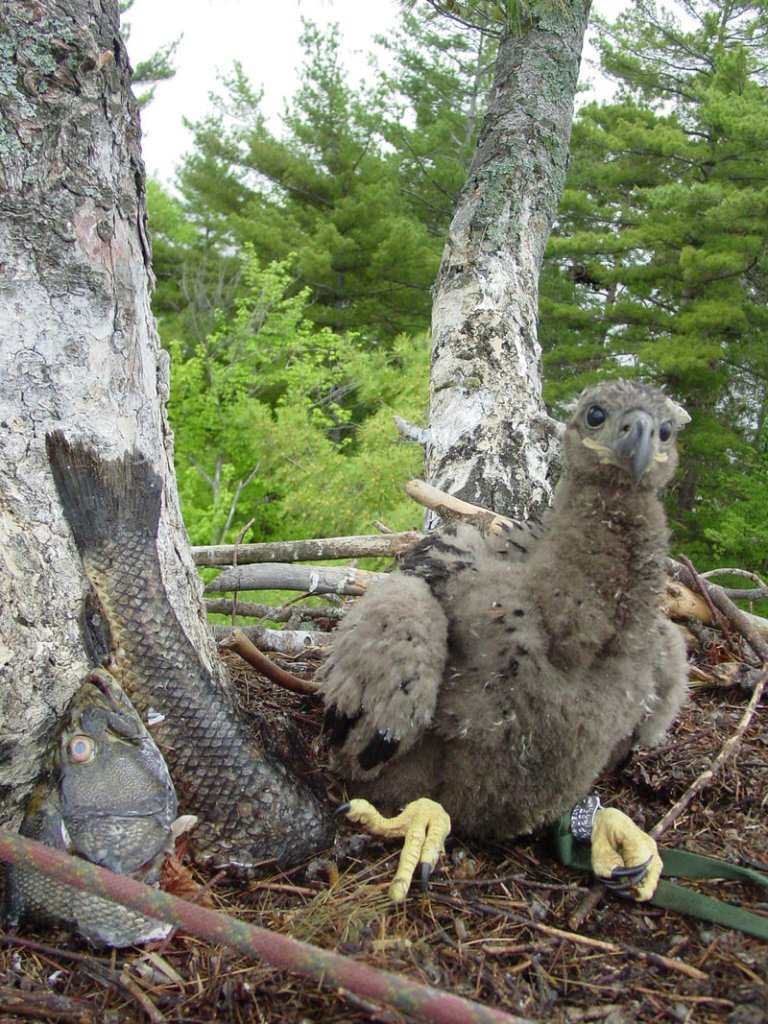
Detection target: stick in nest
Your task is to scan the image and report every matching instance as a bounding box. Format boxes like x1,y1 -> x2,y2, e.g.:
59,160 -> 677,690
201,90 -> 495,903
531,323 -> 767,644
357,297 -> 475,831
650,556 -> 768,842
221,628 -> 320,696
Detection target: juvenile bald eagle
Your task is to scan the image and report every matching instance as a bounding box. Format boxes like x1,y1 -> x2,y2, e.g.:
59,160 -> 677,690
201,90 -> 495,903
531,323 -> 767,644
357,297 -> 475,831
318,380 -> 690,901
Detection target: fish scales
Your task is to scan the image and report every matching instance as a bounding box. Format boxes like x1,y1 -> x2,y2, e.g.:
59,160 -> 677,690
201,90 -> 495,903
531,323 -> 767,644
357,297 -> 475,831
5,669 -> 177,946
46,434 -> 332,874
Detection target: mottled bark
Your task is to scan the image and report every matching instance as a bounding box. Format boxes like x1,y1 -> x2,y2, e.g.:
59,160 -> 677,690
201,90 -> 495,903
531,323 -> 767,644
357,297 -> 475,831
0,0 -> 321,849
0,0 -> 177,821
425,1 -> 591,521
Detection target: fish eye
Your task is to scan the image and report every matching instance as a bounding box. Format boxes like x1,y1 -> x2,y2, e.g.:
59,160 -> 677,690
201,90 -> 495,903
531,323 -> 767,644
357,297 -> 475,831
659,420 -> 673,442
68,735 -> 96,764
586,405 -> 606,428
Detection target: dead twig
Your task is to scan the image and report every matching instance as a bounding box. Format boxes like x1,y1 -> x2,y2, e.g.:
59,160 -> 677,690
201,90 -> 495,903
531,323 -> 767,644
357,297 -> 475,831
0,984 -> 99,1022
192,532 -> 421,567
679,555 -> 736,652
650,556 -> 768,840
431,894 -> 708,982
699,566 -> 768,601
650,663 -> 768,842
211,623 -> 331,656
669,557 -> 768,653
231,516 -> 257,627
205,598 -> 345,622
221,628 -> 320,696
205,562 -> 382,597
405,479 -> 517,535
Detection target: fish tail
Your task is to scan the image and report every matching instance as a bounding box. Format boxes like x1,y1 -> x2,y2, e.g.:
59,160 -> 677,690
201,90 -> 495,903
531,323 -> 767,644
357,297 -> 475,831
45,433 -> 163,554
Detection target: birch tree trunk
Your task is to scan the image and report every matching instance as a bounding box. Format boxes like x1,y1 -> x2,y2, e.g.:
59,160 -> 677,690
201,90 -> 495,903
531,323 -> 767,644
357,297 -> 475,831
0,0 -> 322,848
425,1 -> 592,522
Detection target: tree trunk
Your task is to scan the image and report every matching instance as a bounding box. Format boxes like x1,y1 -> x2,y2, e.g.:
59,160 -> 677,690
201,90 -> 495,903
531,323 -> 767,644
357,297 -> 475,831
0,0 -> 323,853
425,1 -> 591,522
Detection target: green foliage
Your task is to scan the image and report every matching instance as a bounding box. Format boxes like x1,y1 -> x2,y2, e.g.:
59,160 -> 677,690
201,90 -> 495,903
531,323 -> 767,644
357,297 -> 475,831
172,22 -> 440,344
167,248 -> 429,546
699,447 -> 768,575
540,0 -> 768,572
150,8 -> 496,549
120,0 -> 179,107
374,10 -> 497,234
147,0 -> 768,580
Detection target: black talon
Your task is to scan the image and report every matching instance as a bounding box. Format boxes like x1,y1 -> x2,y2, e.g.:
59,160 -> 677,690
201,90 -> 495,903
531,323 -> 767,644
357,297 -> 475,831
600,856 -> 652,894
419,861 -> 431,893
608,856 -> 652,881
334,802 -> 351,818
602,877 -> 634,894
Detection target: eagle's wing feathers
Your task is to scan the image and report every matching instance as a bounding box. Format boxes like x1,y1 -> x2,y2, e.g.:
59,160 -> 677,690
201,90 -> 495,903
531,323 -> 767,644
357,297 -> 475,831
400,517 -> 544,593
637,616 -> 689,747
318,574 -> 449,780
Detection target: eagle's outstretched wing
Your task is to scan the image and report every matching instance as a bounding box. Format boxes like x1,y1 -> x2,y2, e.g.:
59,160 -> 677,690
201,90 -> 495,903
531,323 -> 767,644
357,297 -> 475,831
320,517 -> 546,781
318,573 -> 449,780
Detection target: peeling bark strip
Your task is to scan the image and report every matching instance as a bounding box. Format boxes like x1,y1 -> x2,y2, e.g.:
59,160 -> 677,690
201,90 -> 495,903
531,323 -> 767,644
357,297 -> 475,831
426,2 -> 591,521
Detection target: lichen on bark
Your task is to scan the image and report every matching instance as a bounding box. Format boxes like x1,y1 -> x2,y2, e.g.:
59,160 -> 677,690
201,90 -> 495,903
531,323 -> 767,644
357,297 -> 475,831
426,0 -> 592,523
0,1 -> 326,855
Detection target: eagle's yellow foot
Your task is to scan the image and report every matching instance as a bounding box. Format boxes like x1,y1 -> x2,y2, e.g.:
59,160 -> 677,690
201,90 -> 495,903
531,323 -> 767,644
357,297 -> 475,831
340,797 -> 451,903
591,807 -> 662,902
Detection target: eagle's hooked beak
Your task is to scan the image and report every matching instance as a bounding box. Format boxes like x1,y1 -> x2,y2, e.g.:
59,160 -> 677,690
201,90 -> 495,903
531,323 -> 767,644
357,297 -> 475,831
614,409 -> 655,483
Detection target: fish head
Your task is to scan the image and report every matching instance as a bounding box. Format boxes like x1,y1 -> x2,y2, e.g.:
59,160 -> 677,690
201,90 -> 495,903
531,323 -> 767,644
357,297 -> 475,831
45,668 -> 178,875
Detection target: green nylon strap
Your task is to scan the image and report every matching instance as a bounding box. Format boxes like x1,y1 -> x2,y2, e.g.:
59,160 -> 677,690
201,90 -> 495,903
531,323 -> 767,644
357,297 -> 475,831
553,813 -> 768,940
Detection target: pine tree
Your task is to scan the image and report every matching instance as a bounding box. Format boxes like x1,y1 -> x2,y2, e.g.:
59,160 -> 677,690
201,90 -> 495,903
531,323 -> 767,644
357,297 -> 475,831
374,9 -> 497,235
541,0 -> 768,568
173,22 -> 439,343
119,0 -> 179,107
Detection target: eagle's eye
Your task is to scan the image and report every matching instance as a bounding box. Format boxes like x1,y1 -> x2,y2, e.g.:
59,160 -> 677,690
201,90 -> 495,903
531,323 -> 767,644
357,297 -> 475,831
659,420 -> 673,442
586,405 -> 606,428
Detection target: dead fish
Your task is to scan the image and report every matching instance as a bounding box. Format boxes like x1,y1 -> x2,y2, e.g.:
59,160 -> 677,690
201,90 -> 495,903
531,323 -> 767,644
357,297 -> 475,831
4,668 -> 180,946
44,432 -> 332,874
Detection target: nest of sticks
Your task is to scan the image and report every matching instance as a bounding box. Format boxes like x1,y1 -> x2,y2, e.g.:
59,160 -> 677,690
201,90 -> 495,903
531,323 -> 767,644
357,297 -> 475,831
2,484 -> 767,1024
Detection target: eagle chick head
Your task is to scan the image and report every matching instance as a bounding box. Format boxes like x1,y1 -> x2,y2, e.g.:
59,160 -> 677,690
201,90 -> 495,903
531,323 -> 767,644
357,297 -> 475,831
563,380 -> 690,489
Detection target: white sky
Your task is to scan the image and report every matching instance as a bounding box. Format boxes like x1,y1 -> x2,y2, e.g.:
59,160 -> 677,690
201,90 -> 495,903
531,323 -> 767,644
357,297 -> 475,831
124,0 -> 619,186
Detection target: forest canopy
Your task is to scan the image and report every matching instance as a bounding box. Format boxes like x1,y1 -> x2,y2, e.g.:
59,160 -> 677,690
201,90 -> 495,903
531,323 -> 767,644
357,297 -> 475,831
148,0 -> 768,577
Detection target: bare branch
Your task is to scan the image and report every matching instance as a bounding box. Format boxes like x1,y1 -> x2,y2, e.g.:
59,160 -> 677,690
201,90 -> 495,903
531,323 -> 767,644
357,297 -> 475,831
220,629 -> 320,695
651,555 -> 768,841
405,478 -> 521,535
218,466 -> 261,545
394,416 -> 431,445
193,533 -> 421,567
651,666 -> 768,842
205,598 -> 345,622
212,624 -> 332,657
